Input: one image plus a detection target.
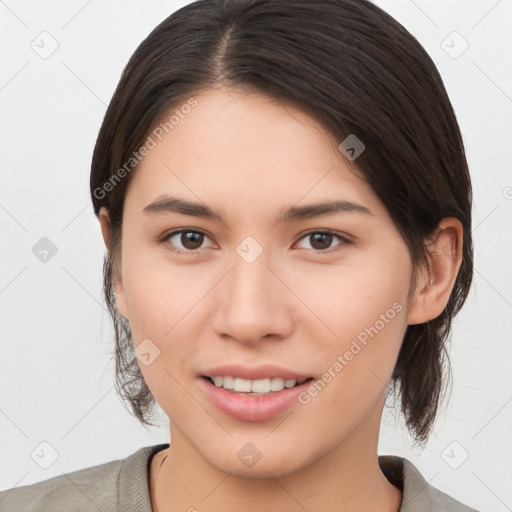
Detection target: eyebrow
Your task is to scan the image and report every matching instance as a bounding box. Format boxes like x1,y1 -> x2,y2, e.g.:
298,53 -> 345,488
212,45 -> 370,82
142,195 -> 373,223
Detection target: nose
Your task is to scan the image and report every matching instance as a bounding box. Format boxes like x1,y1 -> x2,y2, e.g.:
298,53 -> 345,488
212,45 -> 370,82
211,246 -> 295,345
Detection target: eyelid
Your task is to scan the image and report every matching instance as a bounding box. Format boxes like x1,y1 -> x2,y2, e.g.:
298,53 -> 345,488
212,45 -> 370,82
161,228 -> 217,253
161,228 -> 353,254
294,229 -> 353,252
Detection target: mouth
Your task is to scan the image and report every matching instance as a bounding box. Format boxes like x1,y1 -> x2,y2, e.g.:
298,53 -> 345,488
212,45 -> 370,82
201,375 -> 315,396
199,374 -> 316,422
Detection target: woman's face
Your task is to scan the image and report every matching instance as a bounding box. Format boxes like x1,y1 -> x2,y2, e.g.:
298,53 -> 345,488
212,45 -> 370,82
113,88 -> 416,477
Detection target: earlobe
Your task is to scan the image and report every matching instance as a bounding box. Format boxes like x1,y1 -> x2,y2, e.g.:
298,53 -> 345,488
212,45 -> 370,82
98,207 -> 130,320
407,218 -> 463,325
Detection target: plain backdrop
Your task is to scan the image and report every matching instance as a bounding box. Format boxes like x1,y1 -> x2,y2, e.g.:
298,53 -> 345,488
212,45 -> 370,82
0,1 -> 511,510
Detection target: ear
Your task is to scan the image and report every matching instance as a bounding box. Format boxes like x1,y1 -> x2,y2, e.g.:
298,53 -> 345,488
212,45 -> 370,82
98,207 -> 130,320
407,217 -> 463,325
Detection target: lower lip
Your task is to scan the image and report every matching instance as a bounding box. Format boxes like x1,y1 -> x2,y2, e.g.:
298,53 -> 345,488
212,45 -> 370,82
198,377 -> 314,422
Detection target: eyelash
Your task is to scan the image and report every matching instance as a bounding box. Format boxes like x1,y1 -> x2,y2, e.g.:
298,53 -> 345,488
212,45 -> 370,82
160,229 -> 353,255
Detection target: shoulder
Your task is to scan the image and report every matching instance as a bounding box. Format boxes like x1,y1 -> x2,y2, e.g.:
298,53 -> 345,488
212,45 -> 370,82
379,455 -> 481,512
0,458 -> 124,512
0,444 -> 167,512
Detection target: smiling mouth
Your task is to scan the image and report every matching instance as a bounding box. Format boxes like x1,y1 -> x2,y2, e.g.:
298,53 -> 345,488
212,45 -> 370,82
202,375 -> 315,395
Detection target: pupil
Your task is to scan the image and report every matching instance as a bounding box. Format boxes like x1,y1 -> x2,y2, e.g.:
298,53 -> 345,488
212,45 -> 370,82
182,232 -> 203,250
311,233 -> 332,250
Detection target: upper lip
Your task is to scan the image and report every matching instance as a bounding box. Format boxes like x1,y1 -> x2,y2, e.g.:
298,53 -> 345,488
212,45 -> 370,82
201,363 -> 313,381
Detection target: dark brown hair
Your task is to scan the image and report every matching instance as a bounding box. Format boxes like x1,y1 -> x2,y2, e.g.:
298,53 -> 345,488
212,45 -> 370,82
90,0 -> 473,447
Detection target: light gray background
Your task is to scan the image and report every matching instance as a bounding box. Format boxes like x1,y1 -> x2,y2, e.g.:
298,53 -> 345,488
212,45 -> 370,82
1,1 -> 511,510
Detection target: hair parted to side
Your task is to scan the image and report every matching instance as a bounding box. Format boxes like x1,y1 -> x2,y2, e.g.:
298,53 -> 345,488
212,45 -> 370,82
90,0 -> 473,447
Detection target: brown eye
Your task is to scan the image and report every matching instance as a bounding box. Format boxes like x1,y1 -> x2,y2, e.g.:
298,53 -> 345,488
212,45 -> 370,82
309,232 -> 333,250
295,231 -> 351,253
163,230 -> 213,253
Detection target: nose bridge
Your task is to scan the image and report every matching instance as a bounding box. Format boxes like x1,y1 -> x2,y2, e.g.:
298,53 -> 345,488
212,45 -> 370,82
230,232 -> 274,287
229,241 -> 278,315
212,238 -> 293,342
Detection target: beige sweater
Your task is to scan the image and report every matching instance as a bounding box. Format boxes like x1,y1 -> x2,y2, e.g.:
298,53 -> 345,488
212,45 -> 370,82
0,443 -> 479,511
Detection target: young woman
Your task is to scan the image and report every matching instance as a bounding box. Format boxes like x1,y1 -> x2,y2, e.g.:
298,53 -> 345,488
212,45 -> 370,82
0,0 -> 479,510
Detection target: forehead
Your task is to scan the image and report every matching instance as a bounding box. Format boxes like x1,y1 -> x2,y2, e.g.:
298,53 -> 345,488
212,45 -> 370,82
124,88 -> 383,219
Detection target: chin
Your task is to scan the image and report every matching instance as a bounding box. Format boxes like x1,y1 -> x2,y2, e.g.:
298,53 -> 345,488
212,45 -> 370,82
201,438 -> 312,479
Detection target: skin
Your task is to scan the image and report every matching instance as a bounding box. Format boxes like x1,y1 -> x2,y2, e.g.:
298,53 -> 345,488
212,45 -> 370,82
98,88 -> 463,512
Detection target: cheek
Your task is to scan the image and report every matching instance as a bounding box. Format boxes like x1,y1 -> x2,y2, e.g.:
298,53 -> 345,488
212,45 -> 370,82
121,240 -> 191,333
119,255 -> 196,411
296,248 -> 411,401
296,291 -> 408,432
299,247 -> 411,336
119,245 -> 210,382
312,281 -> 407,386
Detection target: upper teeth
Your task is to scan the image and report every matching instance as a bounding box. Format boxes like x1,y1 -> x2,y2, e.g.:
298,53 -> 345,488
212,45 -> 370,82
210,376 -> 308,393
